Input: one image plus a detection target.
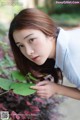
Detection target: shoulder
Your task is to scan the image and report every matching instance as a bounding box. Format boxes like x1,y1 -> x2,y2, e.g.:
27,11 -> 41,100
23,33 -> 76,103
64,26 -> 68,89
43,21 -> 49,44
57,27 -> 69,48
66,28 -> 80,45
66,27 -> 80,35
67,28 -> 80,56
57,27 -> 80,55
55,28 -> 69,71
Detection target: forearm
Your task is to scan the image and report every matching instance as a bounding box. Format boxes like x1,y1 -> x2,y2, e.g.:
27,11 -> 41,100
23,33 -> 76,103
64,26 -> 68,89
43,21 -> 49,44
56,84 -> 80,100
30,81 -> 80,99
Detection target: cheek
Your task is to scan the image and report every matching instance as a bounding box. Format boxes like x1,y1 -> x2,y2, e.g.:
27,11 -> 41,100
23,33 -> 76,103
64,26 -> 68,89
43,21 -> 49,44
35,45 -> 45,54
20,48 -> 26,56
34,40 -> 46,51
33,42 -> 42,51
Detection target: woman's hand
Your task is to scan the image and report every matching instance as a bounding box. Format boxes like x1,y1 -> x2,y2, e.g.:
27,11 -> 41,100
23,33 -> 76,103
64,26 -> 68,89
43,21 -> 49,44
30,80 -> 80,100
30,81 -> 59,98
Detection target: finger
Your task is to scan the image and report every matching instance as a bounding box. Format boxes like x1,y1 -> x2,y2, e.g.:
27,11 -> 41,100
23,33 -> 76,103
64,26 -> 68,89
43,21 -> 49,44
37,93 -> 46,98
30,85 -> 45,92
38,94 -> 49,99
37,90 -> 45,94
36,81 -> 49,86
30,85 -> 39,90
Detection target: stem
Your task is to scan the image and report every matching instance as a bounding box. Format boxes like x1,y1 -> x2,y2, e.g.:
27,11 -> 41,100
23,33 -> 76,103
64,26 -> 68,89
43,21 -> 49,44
0,90 -> 10,96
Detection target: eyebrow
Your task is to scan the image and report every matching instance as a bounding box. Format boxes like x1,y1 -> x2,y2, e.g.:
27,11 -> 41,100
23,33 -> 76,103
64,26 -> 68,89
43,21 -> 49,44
16,33 -> 33,45
24,33 -> 33,39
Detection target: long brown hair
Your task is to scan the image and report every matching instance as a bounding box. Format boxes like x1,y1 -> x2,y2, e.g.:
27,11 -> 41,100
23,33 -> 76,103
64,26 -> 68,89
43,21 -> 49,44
9,8 -> 62,83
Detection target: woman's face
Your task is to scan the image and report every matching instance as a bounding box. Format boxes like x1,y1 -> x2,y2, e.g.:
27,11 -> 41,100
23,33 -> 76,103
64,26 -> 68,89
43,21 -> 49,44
13,29 -> 56,65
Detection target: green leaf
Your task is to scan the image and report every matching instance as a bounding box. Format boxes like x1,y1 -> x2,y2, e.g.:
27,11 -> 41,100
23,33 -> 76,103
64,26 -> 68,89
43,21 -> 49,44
11,70 -> 26,82
27,72 -> 37,81
5,54 -> 15,67
10,83 -> 36,96
0,78 -> 12,90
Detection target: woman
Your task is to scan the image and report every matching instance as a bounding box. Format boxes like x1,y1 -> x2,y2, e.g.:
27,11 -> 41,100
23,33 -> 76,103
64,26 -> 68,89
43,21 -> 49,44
9,8 -> 80,100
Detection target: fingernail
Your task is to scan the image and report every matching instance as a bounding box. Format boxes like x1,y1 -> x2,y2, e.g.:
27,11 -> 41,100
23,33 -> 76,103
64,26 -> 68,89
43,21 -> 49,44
30,86 -> 33,88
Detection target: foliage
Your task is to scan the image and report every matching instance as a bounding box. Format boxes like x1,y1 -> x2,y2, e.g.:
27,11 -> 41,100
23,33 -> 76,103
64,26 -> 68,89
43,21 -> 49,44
0,88 -> 63,120
54,4 -> 80,14
38,7 -> 80,27
51,13 -> 80,27
0,70 -> 36,96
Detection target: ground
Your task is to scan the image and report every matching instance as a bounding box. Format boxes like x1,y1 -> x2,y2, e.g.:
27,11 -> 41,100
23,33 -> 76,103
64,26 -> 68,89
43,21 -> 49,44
59,77 -> 80,120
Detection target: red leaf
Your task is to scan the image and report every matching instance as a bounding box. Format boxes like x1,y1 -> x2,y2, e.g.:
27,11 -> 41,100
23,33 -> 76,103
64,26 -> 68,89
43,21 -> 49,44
26,101 -> 32,106
11,111 -> 20,120
30,106 -> 40,112
34,97 -> 44,103
0,103 -> 7,110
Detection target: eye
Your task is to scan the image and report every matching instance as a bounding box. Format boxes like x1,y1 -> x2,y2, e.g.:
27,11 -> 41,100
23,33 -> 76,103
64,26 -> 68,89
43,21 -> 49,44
29,38 -> 35,43
18,44 -> 24,48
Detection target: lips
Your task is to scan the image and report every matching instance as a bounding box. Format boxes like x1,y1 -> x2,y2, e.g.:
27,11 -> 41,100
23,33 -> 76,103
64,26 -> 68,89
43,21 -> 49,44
31,56 -> 39,61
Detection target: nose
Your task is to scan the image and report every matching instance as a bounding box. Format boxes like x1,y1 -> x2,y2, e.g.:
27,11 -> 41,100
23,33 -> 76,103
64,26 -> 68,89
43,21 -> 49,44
25,45 -> 34,56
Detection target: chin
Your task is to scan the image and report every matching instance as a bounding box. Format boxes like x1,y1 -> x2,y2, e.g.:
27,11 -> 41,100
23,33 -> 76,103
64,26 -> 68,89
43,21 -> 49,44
35,60 -> 46,66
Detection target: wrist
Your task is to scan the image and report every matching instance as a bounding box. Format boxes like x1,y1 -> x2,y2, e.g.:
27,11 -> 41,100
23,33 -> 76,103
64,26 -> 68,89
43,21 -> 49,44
55,84 -> 64,95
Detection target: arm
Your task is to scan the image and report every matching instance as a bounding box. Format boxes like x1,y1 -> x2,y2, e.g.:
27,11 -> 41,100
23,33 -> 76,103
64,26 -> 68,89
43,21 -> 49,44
56,84 -> 80,100
30,81 -> 80,100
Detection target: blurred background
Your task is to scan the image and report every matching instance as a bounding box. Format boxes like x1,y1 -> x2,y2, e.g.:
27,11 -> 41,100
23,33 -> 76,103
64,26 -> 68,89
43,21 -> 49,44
0,0 -> 80,120
0,0 -> 80,47
0,0 -> 80,52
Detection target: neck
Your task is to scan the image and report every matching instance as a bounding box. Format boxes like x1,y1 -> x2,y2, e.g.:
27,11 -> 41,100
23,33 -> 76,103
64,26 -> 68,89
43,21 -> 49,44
49,37 -> 56,60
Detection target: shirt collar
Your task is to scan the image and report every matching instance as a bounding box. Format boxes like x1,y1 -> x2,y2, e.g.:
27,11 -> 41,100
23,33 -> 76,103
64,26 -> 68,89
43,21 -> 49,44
55,28 -> 69,71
